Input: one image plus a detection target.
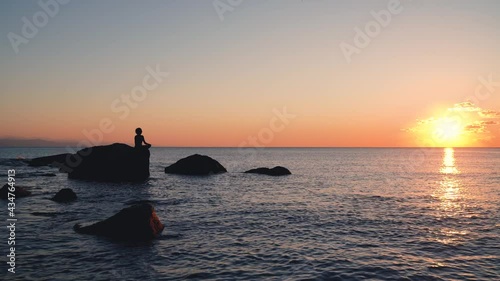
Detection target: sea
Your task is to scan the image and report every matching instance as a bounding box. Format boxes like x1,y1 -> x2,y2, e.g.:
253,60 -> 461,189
0,147 -> 498,280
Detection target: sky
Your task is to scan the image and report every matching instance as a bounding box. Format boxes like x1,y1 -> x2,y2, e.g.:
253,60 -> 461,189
1,0 -> 499,147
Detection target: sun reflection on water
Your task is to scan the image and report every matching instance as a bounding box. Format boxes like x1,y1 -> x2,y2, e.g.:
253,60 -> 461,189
437,148 -> 462,210
432,148 -> 468,245
440,147 -> 459,175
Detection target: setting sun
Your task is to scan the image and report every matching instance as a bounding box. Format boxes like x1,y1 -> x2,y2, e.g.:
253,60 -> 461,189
432,117 -> 464,145
406,102 -> 499,147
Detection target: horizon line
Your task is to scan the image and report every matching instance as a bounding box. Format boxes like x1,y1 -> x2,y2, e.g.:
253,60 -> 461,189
1,146 -> 499,149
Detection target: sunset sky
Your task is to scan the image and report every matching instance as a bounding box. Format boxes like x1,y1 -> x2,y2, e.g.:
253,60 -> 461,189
1,0 -> 499,147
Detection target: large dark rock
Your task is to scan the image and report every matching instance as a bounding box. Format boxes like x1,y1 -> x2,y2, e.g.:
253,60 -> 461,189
0,184 -> 31,199
28,144 -> 150,182
74,203 -> 164,241
68,143 -> 150,182
244,166 -> 291,176
52,188 -> 77,203
28,153 -> 72,167
164,154 -> 227,175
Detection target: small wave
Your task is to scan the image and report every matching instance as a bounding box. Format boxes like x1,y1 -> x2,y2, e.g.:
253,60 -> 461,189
15,172 -> 57,178
0,158 -> 29,167
31,212 -> 59,217
318,266 -> 405,280
352,193 -> 397,202
407,273 -> 446,281
123,199 -> 158,206
356,243 -> 380,248
159,233 -> 183,240
183,272 -> 215,279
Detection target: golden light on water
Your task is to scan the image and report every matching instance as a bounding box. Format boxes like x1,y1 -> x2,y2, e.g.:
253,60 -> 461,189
438,148 -> 462,208
433,148 -> 468,245
440,177 -> 461,208
440,147 -> 459,175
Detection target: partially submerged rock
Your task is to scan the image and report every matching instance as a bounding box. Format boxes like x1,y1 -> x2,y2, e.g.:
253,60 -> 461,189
0,184 -> 31,199
28,153 -> 72,167
28,143 -> 150,182
68,143 -> 150,182
74,203 -> 164,241
52,188 -> 77,203
164,154 -> 227,175
244,166 -> 291,176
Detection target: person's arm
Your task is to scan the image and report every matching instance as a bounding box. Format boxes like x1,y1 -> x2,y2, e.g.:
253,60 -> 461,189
143,137 -> 150,145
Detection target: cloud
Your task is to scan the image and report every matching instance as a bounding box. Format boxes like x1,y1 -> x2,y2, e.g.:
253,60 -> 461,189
463,120 -> 498,133
404,101 -> 500,145
416,117 -> 435,125
465,124 -> 485,133
448,102 -> 482,112
479,110 -> 500,118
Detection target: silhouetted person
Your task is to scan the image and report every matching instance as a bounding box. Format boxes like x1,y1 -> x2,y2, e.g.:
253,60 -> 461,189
135,128 -> 151,149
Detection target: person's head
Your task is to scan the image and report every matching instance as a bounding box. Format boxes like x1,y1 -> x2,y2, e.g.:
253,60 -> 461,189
135,128 -> 142,135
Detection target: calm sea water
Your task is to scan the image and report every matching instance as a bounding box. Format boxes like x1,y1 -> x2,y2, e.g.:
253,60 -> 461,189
0,147 -> 498,280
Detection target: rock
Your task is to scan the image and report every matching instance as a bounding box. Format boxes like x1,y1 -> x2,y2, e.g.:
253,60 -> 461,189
28,153 -> 72,167
74,203 -> 164,241
244,166 -> 291,176
52,188 -> 77,203
28,143 -> 150,181
164,154 -> 227,175
0,184 -> 31,199
68,143 -> 150,182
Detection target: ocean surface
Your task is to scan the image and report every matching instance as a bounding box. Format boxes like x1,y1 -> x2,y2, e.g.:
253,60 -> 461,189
0,147 -> 498,280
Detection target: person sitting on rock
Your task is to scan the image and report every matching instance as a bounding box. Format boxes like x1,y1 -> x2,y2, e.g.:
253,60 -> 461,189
135,128 -> 151,149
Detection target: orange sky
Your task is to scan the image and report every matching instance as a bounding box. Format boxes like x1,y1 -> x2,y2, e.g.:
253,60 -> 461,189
1,1 -> 499,147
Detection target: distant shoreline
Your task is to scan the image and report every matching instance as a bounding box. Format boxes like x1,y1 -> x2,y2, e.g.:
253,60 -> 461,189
1,146 -> 499,149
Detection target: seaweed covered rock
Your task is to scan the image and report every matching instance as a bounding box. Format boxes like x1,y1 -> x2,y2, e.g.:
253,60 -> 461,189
164,154 -> 227,175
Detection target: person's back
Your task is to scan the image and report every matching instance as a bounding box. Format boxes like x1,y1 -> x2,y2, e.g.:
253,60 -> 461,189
134,134 -> 144,148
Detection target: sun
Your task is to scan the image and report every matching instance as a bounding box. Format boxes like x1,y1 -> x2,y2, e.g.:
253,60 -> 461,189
432,117 -> 464,146
406,102 -> 495,147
